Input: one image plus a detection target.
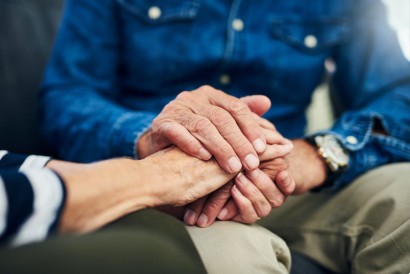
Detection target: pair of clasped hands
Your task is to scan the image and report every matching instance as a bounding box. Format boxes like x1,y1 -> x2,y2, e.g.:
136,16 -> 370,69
138,85 -> 297,227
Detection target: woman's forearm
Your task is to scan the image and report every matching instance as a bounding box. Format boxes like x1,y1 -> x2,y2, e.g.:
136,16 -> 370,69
46,158 -> 149,233
47,147 -> 233,234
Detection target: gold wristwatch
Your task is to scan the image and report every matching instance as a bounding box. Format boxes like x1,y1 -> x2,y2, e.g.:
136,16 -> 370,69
314,134 -> 349,172
308,134 -> 350,189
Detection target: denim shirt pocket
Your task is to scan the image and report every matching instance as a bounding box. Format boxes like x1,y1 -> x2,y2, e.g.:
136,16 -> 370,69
270,16 -> 350,53
116,0 -> 201,24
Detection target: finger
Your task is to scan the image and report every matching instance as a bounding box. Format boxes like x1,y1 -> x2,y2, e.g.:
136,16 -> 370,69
156,121 -> 212,160
258,127 -> 293,161
256,117 -> 293,147
262,127 -> 292,146
217,199 -> 238,220
246,169 -> 286,208
259,143 -> 293,161
206,89 -> 267,154
276,170 -> 296,196
240,95 -> 272,117
184,113 -> 242,173
231,185 -> 260,224
253,114 -> 277,130
195,182 -> 234,228
203,106 -> 260,171
184,197 -> 207,226
235,172 -> 272,218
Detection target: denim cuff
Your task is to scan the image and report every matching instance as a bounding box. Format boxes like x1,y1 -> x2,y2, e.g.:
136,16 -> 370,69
308,111 -> 410,191
108,112 -> 157,159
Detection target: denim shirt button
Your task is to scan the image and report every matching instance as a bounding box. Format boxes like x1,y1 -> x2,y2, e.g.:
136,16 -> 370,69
232,19 -> 244,32
346,135 -> 358,145
219,74 -> 231,85
148,6 -> 161,20
304,35 -> 318,48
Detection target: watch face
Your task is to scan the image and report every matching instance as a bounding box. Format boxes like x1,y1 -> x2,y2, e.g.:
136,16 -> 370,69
320,135 -> 349,166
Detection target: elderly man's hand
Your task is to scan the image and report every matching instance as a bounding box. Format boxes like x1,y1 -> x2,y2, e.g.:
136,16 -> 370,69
202,139 -> 328,225
183,118 -> 296,227
137,85 -> 290,173
269,139 -> 327,194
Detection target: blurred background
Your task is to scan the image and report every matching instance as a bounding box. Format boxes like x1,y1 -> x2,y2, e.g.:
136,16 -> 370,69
307,0 -> 410,133
383,0 -> 410,60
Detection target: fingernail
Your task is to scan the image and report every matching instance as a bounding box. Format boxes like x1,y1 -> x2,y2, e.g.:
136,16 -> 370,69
284,144 -> 293,151
199,148 -> 212,160
281,173 -> 292,187
232,185 -> 241,195
217,208 -> 228,220
228,157 -> 242,173
285,140 -> 294,148
197,214 -> 208,227
236,172 -> 248,185
247,169 -> 259,179
253,138 -> 266,153
184,209 -> 197,225
245,154 -> 259,170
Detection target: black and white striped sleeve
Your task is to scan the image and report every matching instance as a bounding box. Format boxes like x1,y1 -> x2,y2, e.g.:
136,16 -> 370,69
0,150 -> 66,247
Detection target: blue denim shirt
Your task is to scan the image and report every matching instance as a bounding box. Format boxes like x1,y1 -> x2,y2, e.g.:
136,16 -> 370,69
41,0 -> 410,190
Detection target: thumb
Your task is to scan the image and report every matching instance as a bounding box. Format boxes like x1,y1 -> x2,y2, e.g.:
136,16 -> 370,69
240,95 -> 271,116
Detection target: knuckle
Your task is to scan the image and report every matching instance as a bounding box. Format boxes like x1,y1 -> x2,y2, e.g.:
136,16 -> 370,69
161,123 -> 176,138
162,101 -> 178,112
209,109 -> 233,127
270,194 -> 285,208
198,85 -> 215,94
189,117 -> 212,134
158,123 -> 183,144
230,99 -> 249,114
259,205 -> 272,218
152,118 -> 170,134
176,91 -> 191,100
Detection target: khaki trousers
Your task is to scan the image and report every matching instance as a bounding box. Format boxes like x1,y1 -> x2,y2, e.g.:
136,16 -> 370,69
187,221 -> 291,274
189,163 -> 410,274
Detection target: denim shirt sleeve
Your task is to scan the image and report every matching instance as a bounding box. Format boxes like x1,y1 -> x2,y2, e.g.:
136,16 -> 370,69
311,0 -> 410,190
40,0 -> 155,162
